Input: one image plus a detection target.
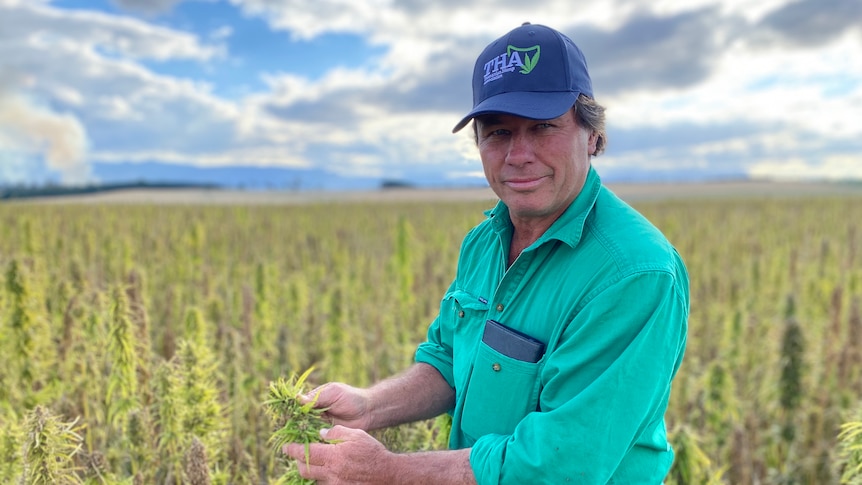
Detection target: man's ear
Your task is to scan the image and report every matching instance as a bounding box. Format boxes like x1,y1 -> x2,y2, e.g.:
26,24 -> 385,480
588,131 -> 599,156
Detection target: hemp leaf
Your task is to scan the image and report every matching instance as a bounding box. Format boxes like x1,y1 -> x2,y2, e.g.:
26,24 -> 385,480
521,51 -> 540,74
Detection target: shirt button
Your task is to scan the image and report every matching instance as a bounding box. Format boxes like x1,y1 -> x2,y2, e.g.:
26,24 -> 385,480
458,310 -> 465,318
492,363 -> 501,372
496,303 -> 504,312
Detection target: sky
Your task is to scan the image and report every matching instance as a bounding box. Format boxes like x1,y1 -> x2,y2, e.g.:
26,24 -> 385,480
1,0 -> 861,190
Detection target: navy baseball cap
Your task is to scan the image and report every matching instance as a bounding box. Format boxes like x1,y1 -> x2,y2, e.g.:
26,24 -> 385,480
452,23 -> 593,133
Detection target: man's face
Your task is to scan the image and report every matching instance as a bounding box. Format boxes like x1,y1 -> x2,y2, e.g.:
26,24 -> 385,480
476,110 -> 598,228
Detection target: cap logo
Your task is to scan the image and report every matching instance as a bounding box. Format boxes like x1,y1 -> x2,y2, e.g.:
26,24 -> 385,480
482,44 -> 541,85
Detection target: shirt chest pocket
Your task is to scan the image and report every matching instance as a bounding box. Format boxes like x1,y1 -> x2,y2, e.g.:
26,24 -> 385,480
461,343 -> 543,440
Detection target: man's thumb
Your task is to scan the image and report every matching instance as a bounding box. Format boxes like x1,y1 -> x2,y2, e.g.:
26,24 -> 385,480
320,425 -> 352,442
304,385 -> 329,405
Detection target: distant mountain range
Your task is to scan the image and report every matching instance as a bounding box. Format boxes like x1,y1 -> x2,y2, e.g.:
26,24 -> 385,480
88,161 -> 752,187
90,161 -> 387,191
0,162 -> 486,199
0,160 -> 763,200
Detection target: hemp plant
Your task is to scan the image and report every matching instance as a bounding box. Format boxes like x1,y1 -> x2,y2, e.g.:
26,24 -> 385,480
838,374 -> 862,484
21,406 -> 83,485
263,368 -> 329,484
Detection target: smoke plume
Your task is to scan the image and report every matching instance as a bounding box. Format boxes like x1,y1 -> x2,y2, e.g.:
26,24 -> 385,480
0,92 -> 90,184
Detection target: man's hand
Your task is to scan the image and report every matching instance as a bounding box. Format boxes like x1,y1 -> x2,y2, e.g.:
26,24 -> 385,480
283,426 -> 394,484
304,364 -> 455,432
305,383 -> 373,430
283,426 -> 477,485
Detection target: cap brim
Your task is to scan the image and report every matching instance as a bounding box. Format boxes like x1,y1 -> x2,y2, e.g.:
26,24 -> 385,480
452,91 -> 580,133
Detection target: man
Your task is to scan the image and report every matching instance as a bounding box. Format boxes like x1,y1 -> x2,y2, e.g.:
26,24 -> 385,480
284,22 -> 689,484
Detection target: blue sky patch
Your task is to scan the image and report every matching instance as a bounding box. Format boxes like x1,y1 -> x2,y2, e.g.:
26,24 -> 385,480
54,0 -> 387,99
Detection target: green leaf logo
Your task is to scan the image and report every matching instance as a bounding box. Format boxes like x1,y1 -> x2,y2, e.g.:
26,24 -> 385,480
508,44 -> 541,74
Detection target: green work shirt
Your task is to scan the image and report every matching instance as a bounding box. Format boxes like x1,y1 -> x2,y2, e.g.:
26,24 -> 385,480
415,167 -> 689,484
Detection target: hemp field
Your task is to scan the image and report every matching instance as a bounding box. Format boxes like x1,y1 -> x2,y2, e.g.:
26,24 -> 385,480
1,181 -> 862,483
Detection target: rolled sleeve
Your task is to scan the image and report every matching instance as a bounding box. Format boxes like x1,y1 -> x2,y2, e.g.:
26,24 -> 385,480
414,281 -> 459,390
415,338 -> 455,389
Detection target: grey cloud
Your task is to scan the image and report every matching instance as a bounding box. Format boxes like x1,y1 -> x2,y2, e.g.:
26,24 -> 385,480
571,7 -> 740,96
603,121 -> 761,182
606,120 -> 757,155
372,45 -> 478,115
264,94 -> 364,126
262,37 -> 481,124
758,0 -> 862,46
601,118 -> 862,182
110,0 -> 184,16
394,0 -> 526,14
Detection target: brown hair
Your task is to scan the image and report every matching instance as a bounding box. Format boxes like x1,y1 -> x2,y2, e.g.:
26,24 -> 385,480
574,94 -> 607,156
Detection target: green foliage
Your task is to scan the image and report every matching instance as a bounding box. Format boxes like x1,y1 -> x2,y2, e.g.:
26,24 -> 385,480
666,425 -> 724,485
779,295 -> 805,413
263,367 -> 328,484
154,361 -> 183,483
184,306 -> 209,348
176,339 -> 225,454
703,360 -> 738,453
21,405 -> 83,485
0,410 -> 23,482
126,408 -> 155,480
839,414 -> 862,483
5,259 -> 44,398
106,285 -> 139,427
1,195 -> 861,483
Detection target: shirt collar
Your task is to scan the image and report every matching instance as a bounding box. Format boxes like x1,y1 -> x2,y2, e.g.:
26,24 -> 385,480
487,166 -> 602,249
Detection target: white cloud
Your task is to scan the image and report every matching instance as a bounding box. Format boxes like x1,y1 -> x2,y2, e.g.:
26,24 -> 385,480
13,32 -> 239,152
445,170 -> 486,181
210,25 -> 233,41
0,2 -> 222,62
0,1 -> 242,182
748,155 -> 862,180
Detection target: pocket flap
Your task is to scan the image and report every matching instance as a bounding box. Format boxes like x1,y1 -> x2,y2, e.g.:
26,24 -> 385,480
446,289 -> 489,311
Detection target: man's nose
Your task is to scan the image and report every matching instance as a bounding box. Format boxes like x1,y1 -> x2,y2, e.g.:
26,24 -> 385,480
505,132 -> 533,166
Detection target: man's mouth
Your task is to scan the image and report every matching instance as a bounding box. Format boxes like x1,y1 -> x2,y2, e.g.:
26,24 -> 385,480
503,175 -> 549,190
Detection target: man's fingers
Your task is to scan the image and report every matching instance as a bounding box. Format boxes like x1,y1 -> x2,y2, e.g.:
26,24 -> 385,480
282,443 -> 305,462
283,441 -> 335,466
293,459 -> 320,478
290,453 -> 328,481
281,428 -> 352,469
283,442 -> 319,464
